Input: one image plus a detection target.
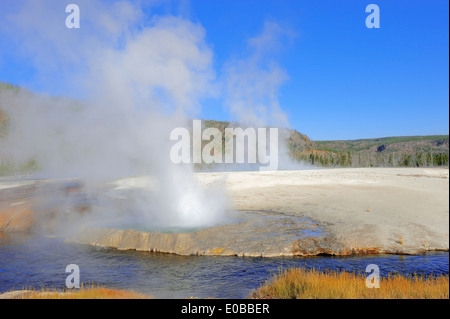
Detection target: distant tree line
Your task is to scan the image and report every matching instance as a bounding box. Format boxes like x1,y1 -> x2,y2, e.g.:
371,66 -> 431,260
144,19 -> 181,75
0,81 -> 20,91
291,150 -> 449,168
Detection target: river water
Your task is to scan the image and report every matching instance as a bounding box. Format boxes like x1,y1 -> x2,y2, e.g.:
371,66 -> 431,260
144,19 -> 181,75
0,233 -> 448,298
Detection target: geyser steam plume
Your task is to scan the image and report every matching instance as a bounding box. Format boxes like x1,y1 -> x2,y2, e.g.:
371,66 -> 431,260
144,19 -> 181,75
0,0 -> 299,233
0,0 -> 226,230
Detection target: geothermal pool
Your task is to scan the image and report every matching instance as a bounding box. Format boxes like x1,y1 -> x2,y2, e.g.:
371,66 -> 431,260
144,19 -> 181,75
0,233 -> 448,299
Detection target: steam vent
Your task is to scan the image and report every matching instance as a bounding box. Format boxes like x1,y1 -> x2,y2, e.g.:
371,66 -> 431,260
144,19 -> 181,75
1,168 -> 449,257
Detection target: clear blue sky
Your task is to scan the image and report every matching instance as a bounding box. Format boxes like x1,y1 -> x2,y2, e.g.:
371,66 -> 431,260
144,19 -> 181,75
0,0 -> 448,140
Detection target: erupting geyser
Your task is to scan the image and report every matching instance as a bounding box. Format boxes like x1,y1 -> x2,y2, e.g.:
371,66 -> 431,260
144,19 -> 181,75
0,1 -> 230,233
0,1 -> 295,236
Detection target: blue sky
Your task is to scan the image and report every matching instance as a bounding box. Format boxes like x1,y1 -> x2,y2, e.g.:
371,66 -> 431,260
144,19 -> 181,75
0,0 -> 448,140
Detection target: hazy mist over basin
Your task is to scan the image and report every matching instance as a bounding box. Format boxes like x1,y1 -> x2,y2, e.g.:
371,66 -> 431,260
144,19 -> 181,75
0,0 -> 304,233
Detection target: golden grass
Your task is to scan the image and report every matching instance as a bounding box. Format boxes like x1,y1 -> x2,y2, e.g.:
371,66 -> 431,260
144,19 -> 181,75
249,267 -> 449,299
6,284 -> 152,299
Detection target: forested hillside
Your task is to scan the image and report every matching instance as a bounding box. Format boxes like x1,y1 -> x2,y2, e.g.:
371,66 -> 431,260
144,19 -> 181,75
0,82 -> 448,176
289,132 -> 449,168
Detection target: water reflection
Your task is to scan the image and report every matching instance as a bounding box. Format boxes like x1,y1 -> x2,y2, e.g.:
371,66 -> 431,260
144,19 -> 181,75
0,234 -> 448,298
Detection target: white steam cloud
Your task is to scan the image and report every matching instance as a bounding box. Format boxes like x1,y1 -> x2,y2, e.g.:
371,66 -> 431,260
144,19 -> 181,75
223,21 -> 294,128
222,21 -> 306,170
0,1 -> 306,233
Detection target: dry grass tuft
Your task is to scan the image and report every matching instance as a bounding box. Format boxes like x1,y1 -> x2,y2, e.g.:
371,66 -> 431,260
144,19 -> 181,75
249,267 -> 449,299
5,284 -> 152,299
